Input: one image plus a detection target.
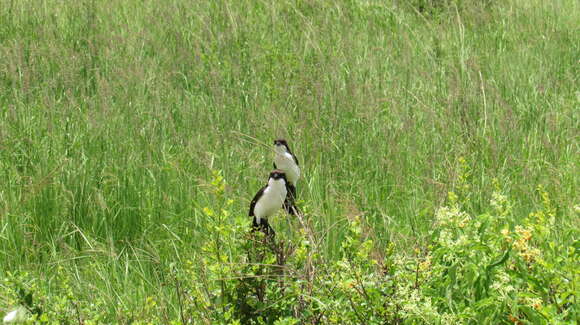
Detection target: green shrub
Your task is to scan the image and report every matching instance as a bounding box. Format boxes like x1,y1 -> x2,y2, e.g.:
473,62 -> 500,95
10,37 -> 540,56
3,165 -> 576,324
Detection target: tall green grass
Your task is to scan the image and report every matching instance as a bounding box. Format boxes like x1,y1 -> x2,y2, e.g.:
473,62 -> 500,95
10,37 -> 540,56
0,0 -> 577,322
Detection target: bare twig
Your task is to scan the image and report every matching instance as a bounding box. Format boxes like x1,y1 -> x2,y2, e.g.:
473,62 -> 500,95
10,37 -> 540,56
174,274 -> 185,325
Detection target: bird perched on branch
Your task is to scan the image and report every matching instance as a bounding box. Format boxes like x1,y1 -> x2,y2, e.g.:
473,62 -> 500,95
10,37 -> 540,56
249,170 -> 288,236
273,139 -> 300,215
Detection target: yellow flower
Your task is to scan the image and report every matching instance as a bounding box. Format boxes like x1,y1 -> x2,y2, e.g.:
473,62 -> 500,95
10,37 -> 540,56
202,207 -> 214,217
419,255 -> 432,272
515,226 -> 532,241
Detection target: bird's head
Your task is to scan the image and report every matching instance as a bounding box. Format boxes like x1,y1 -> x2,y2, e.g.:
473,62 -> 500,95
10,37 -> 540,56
274,139 -> 290,154
268,169 -> 287,184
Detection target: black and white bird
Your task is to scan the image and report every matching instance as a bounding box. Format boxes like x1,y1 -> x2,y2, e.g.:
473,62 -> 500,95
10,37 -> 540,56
273,139 -> 300,215
249,170 -> 288,236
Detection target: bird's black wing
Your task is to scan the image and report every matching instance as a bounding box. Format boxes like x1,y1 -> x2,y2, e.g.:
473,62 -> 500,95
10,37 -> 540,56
249,185 -> 267,216
273,162 -> 277,169
291,153 -> 299,166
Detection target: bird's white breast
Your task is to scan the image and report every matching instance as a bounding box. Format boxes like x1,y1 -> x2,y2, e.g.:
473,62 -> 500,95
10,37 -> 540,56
254,179 -> 287,219
275,153 -> 300,185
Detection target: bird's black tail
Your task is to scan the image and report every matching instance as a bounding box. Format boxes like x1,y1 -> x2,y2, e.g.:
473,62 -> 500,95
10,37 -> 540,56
283,184 -> 299,216
283,200 -> 300,216
251,217 -> 275,237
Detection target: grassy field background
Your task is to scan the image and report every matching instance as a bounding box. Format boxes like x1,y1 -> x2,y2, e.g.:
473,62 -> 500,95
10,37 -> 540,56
0,0 -> 578,323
